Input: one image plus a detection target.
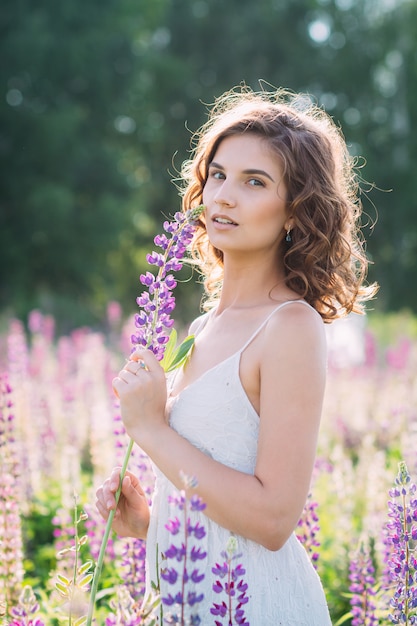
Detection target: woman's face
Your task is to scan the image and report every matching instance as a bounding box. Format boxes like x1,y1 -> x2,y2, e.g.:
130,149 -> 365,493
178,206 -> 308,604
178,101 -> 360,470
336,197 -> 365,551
202,133 -> 289,259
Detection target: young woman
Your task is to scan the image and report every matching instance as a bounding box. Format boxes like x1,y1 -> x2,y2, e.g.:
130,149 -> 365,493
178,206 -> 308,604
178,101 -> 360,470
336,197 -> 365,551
96,86 -> 377,623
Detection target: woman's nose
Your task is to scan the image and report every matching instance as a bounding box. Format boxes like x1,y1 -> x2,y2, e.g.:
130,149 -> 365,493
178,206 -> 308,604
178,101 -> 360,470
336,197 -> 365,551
213,180 -> 236,207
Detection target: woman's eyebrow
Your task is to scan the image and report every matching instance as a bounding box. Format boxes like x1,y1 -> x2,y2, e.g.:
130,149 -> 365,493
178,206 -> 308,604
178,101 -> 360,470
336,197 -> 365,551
243,168 -> 275,182
209,161 -> 275,182
208,161 -> 224,170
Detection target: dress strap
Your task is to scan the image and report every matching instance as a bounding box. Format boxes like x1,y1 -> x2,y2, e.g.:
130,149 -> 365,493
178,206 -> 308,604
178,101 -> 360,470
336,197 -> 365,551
239,300 -> 313,354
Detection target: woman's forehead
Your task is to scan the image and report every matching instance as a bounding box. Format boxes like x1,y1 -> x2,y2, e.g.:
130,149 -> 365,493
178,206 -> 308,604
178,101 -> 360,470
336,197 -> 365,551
211,133 -> 283,172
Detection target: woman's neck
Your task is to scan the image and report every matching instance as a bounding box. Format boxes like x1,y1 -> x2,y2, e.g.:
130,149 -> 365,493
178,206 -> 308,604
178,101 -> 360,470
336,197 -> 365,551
216,256 -> 289,312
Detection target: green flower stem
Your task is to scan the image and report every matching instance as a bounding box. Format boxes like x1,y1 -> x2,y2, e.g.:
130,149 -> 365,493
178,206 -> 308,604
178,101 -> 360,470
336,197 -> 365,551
86,208 -> 203,624
86,437 -> 134,625
86,333 -> 193,624
70,497 -> 78,625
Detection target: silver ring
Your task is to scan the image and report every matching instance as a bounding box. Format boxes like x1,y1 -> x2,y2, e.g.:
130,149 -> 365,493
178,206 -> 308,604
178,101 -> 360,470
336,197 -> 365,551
134,361 -> 146,374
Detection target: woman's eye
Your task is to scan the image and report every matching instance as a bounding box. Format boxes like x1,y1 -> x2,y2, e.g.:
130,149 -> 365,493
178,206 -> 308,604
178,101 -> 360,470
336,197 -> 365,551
212,171 -> 225,180
248,178 -> 264,187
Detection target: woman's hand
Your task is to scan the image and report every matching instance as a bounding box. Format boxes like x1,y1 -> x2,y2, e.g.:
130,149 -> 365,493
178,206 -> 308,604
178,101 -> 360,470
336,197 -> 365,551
112,347 -> 168,441
95,468 -> 150,539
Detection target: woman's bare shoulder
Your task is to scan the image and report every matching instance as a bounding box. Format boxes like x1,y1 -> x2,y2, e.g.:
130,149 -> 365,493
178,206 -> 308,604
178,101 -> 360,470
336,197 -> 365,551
188,310 -> 212,335
263,300 -> 327,360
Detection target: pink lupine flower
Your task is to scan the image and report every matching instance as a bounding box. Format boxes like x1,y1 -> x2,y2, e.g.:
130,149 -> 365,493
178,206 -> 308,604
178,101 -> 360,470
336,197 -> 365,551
107,301 -> 123,327
386,338 -> 412,371
0,373 -> 24,613
27,309 -> 55,344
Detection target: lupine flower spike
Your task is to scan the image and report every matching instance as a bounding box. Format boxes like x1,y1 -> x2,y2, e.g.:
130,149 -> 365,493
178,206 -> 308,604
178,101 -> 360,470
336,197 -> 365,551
9,585 -> 45,626
348,540 -> 378,626
133,206 -> 205,366
0,373 -> 24,615
383,461 -> 417,625
161,473 -> 207,625
54,494 -> 93,624
296,492 -> 321,569
113,411 -> 151,604
86,205 -> 205,626
211,536 -> 250,625
105,585 -> 159,626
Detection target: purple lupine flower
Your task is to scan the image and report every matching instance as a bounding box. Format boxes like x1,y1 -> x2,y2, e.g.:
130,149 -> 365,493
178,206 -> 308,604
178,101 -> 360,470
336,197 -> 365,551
10,618 -> 45,626
132,206 -> 204,360
119,538 -> 147,602
9,585 -> 45,626
161,480 -> 207,624
383,461 -> 417,624
110,402 -> 153,602
296,493 -> 321,568
105,585 -> 145,625
87,208 -> 204,626
211,537 -> 250,625
348,542 -> 378,625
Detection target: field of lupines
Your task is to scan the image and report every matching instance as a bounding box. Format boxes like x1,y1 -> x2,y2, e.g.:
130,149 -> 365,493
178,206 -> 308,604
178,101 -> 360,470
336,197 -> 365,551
1,304 -> 417,625
1,205 -> 417,625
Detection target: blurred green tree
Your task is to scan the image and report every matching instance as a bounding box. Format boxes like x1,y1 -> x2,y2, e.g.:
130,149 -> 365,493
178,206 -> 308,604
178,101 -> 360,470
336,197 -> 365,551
1,0 -> 416,330
0,0 -> 171,329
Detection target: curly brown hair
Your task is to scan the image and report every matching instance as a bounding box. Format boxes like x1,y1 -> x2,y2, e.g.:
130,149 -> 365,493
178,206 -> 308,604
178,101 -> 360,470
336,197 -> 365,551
180,86 -> 378,322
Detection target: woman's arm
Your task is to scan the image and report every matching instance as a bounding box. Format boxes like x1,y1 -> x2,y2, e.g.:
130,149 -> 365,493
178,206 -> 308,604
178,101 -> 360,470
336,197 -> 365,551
115,304 -> 326,551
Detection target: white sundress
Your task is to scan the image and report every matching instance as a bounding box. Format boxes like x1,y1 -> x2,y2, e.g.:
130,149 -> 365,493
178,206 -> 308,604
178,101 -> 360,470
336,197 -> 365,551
145,301 -> 332,625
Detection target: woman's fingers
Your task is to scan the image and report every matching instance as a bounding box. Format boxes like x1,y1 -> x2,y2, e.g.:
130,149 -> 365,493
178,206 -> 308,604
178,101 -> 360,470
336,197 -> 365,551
112,350 -> 152,394
124,359 -> 146,375
108,467 -> 123,491
96,469 -> 143,509
96,468 -> 121,510
122,471 -> 144,493
113,348 -> 165,396
130,347 -> 160,372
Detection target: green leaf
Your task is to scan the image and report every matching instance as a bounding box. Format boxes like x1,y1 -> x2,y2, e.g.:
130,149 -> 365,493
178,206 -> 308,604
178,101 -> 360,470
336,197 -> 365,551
77,573 -> 94,588
55,582 -> 70,597
333,612 -> 353,626
160,328 -> 178,371
78,561 -> 93,576
74,617 -> 87,626
56,574 -> 70,585
164,335 -> 195,373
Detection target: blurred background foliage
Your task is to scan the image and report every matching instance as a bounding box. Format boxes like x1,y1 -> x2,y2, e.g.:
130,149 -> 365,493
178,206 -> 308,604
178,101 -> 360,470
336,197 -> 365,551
1,0 -> 416,332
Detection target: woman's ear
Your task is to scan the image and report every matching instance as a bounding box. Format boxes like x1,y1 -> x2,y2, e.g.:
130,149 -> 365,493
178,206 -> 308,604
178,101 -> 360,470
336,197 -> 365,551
284,220 -> 294,232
